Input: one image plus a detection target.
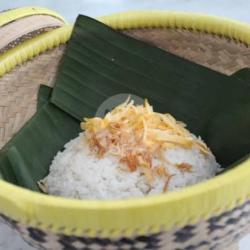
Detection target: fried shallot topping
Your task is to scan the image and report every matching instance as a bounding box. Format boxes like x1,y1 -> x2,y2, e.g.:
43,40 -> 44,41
81,98 -> 211,191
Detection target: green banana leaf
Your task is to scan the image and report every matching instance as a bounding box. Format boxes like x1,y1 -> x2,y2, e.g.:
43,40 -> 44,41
0,102 -> 80,187
52,15 -> 250,167
37,85 -> 53,110
0,85 -> 53,182
231,68 -> 250,83
219,68 -> 250,173
0,16 -> 250,191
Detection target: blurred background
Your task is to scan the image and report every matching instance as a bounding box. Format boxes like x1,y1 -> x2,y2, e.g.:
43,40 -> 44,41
0,0 -> 250,249
1,0 -> 250,23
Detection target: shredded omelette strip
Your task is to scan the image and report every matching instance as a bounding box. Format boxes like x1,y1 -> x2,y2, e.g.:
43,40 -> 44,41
81,98 -> 211,191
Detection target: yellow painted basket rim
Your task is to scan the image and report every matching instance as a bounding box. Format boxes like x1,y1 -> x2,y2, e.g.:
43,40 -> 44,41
0,10 -> 250,237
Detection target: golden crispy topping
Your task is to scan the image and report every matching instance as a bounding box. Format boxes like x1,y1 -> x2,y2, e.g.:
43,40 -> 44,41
81,98 -> 211,192
176,163 -> 193,173
163,174 -> 175,192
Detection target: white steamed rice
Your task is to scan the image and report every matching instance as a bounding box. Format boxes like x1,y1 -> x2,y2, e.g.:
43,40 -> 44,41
43,133 -> 220,200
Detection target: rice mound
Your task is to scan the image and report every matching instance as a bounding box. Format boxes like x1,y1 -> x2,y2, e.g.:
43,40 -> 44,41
44,133 -> 220,200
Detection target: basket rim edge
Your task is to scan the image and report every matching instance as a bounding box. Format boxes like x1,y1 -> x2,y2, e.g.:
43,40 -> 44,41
0,10 -> 250,236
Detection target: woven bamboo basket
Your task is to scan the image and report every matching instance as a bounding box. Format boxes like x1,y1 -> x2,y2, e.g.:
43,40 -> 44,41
0,7 -> 250,250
